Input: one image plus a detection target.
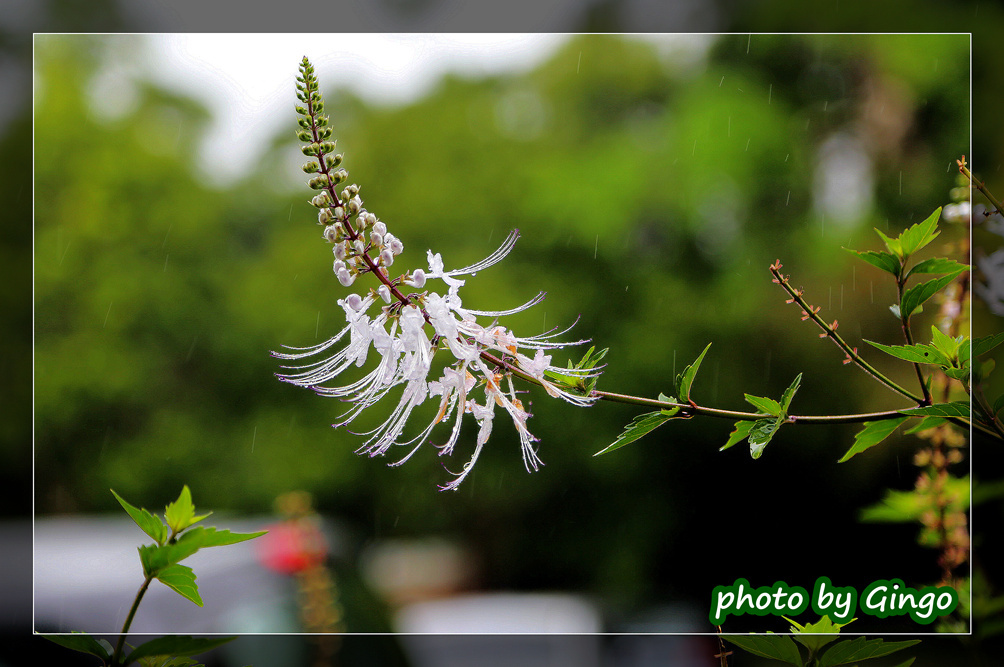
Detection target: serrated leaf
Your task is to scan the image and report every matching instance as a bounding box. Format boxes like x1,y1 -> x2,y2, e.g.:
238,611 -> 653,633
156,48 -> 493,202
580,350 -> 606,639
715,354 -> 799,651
721,420 -> 754,451
723,635 -> 804,666
42,633 -> 113,660
874,227 -> 903,258
899,401 -> 969,418
779,373 -> 802,414
111,489 -> 168,545
744,394 -> 781,416
943,367 -> 970,381
898,207 -> 942,257
124,636 -> 236,665
974,332 -> 1004,357
900,270 -> 965,320
156,564 -> 203,606
929,325 -> 963,361
906,257 -> 968,278
164,486 -> 211,534
817,637 -> 920,667
183,526 -> 268,549
749,416 -> 784,459
675,343 -> 711,403
845,248 -> 901,276
865,340 -> 949,366
594,407 -> 681,456
838,418 -> 908,462
904,415 -> 948,434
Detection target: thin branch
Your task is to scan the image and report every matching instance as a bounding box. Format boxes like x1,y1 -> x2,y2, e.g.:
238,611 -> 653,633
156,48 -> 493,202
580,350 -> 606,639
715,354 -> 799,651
770,260 -> 924,404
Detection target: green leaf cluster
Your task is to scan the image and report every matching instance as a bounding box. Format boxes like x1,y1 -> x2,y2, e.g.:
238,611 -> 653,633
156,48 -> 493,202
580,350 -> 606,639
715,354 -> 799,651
846,208 -> 968,320
113,486 -> 265,607
721,373 -> 802,459
724,616 -> 919,666
44,633 -> 237,667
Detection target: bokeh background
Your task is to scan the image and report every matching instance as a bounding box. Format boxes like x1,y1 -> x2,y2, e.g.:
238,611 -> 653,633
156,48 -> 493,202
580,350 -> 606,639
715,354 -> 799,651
5,4 -> 1004,666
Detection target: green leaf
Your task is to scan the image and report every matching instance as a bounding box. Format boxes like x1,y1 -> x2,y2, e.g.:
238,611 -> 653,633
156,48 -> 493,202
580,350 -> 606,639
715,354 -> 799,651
180,525 -> 268,549
943,367 -> 970,382
721,420 -> 754,451
838,418 -> 908,462
594,406 -> 681,456
675,343 -> 711,403
845,248 -> 901,277
42,633 -> 113,660
786,615 -> 853,655
900,270 -> 965,320
749,416 -> 784,459
899,401 -> 969,419
124,636 -> 236,665
898,207 -> 942,257
817,637 -> 920,667
112,489 -> 168,545
906,257 -> 968,278
723,634 -> 804,666
973,332 -> 1004,357
865,340 -> 949,366
929,325 -> 963,362
778,373 -> 802,414
904,416 -> 948,434
164,486 -> 211,534
874,227 -> 903,258
156,563 -> 203,606
744,394 -> 781,416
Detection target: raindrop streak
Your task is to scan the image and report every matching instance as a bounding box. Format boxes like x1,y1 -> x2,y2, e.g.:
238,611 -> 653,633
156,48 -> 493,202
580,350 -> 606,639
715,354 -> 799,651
251,425 -> 257,453
786,190 -> 791,206
768,84 -> 772,105
745,138 -> 751,152
163,254 -> 169,272
719,75 -> 725,87
59,240 -> 71,266
577,51 -> 582,74
594,235 -> 598,259
315,311 -> 321,338
747,34 -> 751,54
784,154 -> 789,162
162,222 -> 173,249
823,101 -> 828,112
288,204 -> 293,221
487,227 -> 494,244
186,336 -> 198,362
103,302 -> 113,328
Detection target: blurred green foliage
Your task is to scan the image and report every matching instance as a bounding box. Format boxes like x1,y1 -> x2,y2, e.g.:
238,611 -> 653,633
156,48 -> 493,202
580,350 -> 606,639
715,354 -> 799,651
34,34 -> 968,626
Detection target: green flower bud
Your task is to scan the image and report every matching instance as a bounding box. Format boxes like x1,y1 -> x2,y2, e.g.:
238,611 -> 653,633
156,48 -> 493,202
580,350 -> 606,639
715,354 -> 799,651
314,99 -> 324,113
319,141 -> 337,154
329,168 -> 348,185
296,92 -> 308,103
343,184 -> 360,198
302,161 -> 320,174
296,129 -> 312,142
297,117 -> 311,129
315,115 -> 328,127
318,207 -> 334,224
308,175 -> 329,190
325,154 -> 342,169
301,143 -> 320,156
318,127 -> 333,140
295,105 -> 308,116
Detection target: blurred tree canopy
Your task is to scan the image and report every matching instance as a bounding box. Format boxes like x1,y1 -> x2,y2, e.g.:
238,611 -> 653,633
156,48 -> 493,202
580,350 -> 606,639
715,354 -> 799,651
34,33 -> 968,628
